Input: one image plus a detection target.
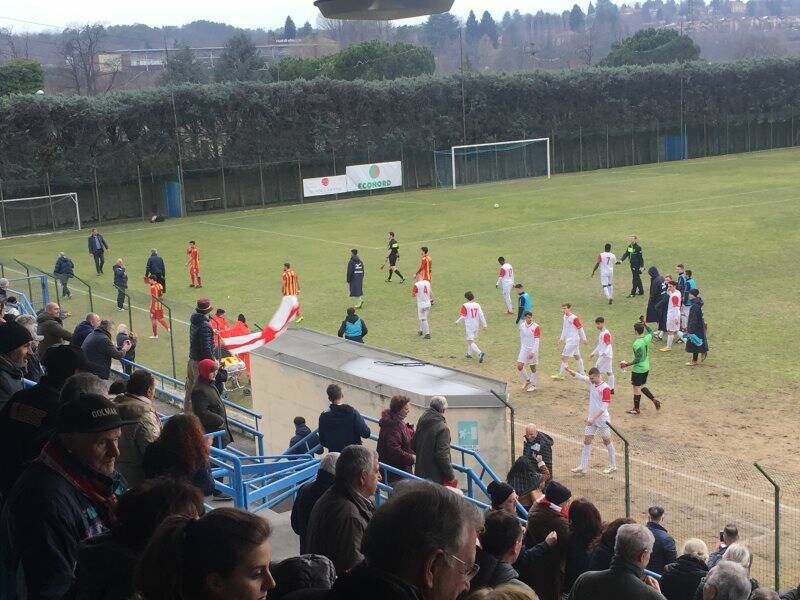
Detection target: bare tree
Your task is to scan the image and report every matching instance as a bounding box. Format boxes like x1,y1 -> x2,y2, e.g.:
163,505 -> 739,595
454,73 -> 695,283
0,27 -> 29,59
577,26 -> 595,64
60,24 -> 119,96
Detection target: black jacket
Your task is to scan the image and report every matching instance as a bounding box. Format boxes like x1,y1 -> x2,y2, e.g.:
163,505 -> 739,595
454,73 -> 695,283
191,378 -> 233,447
621,242 -> 644,270
346,256 -> 364,298
685,298 -> 708,354
270,554 -> 337,600
0,357 -> 25,409
564,535 -> 595,593
568,557 -> 666,600
288,423 -> 322,455
70,532 -> 140,600
290,469 -> 335,554
327,562 -> 423,600
189,311 -> 214,361
54,256 -> 75,276
87,233 -> 108,255
81,328 -> 126,379
646,267 -> 666,325
317,403 -> 370,453
411,408 -> 454,483
659,554 -> 709,600
646,521 -> 677,576
588,540 -> 615,572
472,547 -> 530,591
112,265 -> 127,290
522,431 -> 554,474
145,254 -> 165,277
0,376 -> 63,496
70,321 -> 95,349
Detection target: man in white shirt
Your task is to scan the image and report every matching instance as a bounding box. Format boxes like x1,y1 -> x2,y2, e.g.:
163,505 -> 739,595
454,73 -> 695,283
591,243 -> 618,305
495,256 -> 514,315
412,274 -> 433,339
590,316 -> 615,392
566,366 -> 617,475
516,311 -> 541,392
552,303 -> 587,380
456,291 -> 487,363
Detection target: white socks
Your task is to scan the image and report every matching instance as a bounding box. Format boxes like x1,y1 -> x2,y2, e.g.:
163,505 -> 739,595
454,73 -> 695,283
529,370 -> 537,386
420,320 -> 429,335
519,368 -> 529,383
608,373 -> 616,390
606,441 -> 617,467
604,286 -> 613,300
667,334 -> 674,348
559,362 -> 567,375
468,342 -> 481,356
576,358 -> 585,374
580,444 -> 592,469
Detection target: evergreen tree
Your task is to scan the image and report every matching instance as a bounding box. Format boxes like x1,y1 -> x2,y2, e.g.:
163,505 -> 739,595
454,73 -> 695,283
465,10 -> 481,45
422,12 -> 461,49
588,1 -> 597,17
479,10 -> 499,48
602,27 -> 700,66
159,42 -> 209,84
214,33 -> 266,82
569,4 -> 587,31
299,21 -> 313,37
284,16 -> 297,39
501,11 -> 513,30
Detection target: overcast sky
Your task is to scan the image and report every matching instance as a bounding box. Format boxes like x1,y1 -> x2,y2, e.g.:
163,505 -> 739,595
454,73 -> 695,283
0,1 -> 583,33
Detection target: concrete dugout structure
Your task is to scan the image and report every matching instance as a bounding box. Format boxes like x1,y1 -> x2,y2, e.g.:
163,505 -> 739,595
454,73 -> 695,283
250,329 -> 512,479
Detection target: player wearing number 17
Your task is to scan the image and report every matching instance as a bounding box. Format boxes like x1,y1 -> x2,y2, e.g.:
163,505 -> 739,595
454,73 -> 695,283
456,291 -> 487,363
282,263 -> 303,324
496,257 -> 515,314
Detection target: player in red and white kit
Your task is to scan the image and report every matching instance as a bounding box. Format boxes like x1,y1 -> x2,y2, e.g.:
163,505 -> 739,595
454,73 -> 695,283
496,257 -> 515,315
412,274 -> 434,339
660,279 -> 684,352
552,303 -> 587,380
566,366 -> 617,475
517,311 -> 541,392
456,291 -> 487,362
590,316 -> 615,392
591,243 -> 618,304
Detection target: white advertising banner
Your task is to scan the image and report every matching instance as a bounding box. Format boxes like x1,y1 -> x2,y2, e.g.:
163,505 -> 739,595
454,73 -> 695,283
302,175 -> 348,198
346,161 -> 403,191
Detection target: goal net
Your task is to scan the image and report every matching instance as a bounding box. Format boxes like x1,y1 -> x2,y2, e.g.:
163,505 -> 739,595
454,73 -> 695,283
434,138 -> 551,189
0,193 -> 82,238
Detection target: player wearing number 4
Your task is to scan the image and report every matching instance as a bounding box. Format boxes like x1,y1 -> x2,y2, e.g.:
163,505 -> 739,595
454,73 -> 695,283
412,274 -> 433,339
517,311 -> 540,392
591,243 -> 619,305
565,366 -> 617,475
456,291 -> 487,362
590,317 -> 615,393
496,257 -> 514,314
552,303 -> 587,380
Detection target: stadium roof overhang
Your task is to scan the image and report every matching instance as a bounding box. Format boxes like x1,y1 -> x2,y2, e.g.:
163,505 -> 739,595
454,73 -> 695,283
314,0 -> 454,20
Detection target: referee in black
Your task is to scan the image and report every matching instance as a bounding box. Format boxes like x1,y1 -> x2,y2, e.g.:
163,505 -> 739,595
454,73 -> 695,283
620,235 -> 644,297
383,231 -> 405,283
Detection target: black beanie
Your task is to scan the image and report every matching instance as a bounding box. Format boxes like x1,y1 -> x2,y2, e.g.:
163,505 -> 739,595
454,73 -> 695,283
0,322 -> 34,354
544,480 -> 572,505
487,480 -> 515,508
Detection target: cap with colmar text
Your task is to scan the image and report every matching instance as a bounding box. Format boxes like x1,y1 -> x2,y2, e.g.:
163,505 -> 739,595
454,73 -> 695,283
56,392 -> 138,434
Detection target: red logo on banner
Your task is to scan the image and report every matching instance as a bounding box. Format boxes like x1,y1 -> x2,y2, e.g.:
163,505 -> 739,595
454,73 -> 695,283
321,177 -> 329,186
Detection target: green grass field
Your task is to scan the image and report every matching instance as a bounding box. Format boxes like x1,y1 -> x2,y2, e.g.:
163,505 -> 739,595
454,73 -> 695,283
2,147 -> 799,470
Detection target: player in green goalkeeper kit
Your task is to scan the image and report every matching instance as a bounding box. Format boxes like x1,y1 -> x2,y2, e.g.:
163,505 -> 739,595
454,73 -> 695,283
619,316 -> 661,415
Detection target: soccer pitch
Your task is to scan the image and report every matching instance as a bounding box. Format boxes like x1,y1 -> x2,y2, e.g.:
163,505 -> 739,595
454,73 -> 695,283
2,148 -> 799,471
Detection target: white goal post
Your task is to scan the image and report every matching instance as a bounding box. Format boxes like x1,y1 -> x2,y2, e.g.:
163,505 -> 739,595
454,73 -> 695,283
450,137 -> 551,190
0,192 -> 82,238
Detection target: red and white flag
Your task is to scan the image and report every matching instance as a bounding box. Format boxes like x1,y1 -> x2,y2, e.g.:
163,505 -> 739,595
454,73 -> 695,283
221,295 -> 300,355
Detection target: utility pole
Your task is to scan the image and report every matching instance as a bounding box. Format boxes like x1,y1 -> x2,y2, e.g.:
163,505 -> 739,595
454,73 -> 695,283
164,37 -> 187,217
459,28 -> 467,144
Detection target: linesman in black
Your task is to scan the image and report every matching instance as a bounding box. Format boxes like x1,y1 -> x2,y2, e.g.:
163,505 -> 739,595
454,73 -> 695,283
620,234 -> 644,297
382,231 -> 405,283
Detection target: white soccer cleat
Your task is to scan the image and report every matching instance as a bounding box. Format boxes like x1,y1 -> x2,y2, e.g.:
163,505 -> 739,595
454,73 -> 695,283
570,466 -> 588,475
602,465 -> 617,475
525,383 -> 536,392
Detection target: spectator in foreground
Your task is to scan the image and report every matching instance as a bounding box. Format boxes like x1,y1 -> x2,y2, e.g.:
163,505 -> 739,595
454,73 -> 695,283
328,479 -> 484,600
708,523 -> 739,569
564,498 -> 604,593
660,538 -> 709,600
116,323 -> 137,375
305,445 -> 380,574
136,508 -> 275,600
0,321 -> 35,407
291,452 -> 339,554
751,590 -> 780,600
337,306 -> 368,343
71,477 -> 204,600
646,505 -> 678,576
71,313 -> 101,349
113,369 -> 161,487
143,413 -> 215,496
191,358 -> 233,448
412,395 -> 456,486
0,348 -> 94,496
82,319 -> 132,380
318,383 -> 371,453
16,314 -> 44,382
487,481 -> 519,513
522,422 -> 554,475
506,455 -> 550,508
287,415 -> 322,455
270,554 -> 337,599
700,561 -> 752,600
589,517 -> 637,571
36,302 -> 73,357
377,394 -> 416,482
698,543 -> 760,597
0,393 -> 129,599
779,584 -> 800,600
472,509 -> 538,592
185,297 -> 214,407
467,584 -> 538,600
518,480 -> 572,600
569,523 -> 665,600
54,251 -> 75,299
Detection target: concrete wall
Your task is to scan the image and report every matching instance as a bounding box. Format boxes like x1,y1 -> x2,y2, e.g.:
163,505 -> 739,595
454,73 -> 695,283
250,353 -> 511,479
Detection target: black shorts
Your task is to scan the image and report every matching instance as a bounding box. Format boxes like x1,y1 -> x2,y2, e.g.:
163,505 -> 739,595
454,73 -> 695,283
631,370 -> 649,386
388,254 -> 398,267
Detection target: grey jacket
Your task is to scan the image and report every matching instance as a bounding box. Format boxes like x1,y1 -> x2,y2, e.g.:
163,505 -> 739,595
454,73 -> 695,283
411,408 -> 454,483
113,393 -> 161,487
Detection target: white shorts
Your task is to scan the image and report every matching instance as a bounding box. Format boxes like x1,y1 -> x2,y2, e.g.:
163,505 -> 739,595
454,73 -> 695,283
517,347 -> 539,365
595,355 -> 613,373
667,312 -> 681,332
600,274 -> 613,288
417,306 -> 430,321
562,342 -> 581,357
465,326 -> 478,341
585,422 -> 612,438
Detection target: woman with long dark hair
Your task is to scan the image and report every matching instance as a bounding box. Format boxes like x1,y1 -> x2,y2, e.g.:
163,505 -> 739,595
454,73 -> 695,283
136,508 -> 275,600
564,498 -> 603,593
143,413 -> 215,496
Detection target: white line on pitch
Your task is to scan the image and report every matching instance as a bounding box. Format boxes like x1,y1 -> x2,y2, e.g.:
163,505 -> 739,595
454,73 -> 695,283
199,221 -> 383,250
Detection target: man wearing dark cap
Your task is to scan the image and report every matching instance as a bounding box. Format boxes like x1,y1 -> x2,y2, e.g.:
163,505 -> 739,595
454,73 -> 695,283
487,480 -> 519,513
0,321 -> 35,407
185,297 -> 215,408
0,346 -> 93,496
517,480 -> 572,600
1,392 -> 130,599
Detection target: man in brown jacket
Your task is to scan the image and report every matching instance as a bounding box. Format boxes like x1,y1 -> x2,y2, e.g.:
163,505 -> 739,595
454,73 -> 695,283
36,303 -> 72,358
305,445 -> 381,574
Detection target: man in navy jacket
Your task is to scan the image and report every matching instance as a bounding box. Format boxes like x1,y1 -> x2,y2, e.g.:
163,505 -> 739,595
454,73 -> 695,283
145,249 -> 167,293
645,505 -> 677,575
318,384 -> 370,453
